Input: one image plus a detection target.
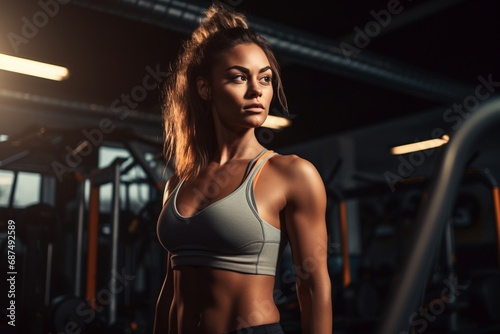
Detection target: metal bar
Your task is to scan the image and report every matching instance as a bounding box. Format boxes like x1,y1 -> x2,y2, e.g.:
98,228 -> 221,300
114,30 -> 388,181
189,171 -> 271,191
339,200 -> 351,287
443,221 -> 458,332
75,175 -> 86,297
0,149 -> 30,168
0,88 -> 159,124
7,170 -> 18,209
92,157 -> 129,186
339,0 -> 467,41
109,160 -> 123,325
44,243 -> 54,306
493,186 -> 500,268
85,182 -> 100,310
125,140 -> 165,191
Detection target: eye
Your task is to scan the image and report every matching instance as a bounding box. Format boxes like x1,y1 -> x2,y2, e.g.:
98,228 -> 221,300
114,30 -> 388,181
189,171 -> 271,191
259,75 -> 272,85
231,74 -> 246,83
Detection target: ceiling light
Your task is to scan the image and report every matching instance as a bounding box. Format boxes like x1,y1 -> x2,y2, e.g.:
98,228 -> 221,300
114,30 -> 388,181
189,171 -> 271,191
0,175 -> 13,185
391,134 -> 450,155
261,115 -> 292,130
0,53 -> 70,81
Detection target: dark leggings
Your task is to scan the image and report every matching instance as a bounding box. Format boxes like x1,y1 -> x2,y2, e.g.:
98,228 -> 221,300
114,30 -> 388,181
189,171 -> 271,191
225,322 -> 284,334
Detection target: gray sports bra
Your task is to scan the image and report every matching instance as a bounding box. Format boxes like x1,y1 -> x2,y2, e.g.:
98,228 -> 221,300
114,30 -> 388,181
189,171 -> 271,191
156,149 -> 282,276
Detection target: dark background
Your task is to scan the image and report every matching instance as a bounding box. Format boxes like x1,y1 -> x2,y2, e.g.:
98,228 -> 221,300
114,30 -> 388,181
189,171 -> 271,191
1,1 -> 500,333
1,0 -> 499,148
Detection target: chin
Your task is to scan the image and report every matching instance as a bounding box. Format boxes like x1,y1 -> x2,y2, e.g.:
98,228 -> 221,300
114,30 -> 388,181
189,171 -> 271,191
243,115 -> 267,127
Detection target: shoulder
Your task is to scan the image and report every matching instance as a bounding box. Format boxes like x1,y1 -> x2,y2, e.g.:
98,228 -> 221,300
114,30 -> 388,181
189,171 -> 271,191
268,153 -> 326,200
269,153 -> 322,181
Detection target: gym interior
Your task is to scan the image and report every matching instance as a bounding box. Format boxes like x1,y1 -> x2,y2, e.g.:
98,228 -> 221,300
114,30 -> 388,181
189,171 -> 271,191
1,0 -> 500,333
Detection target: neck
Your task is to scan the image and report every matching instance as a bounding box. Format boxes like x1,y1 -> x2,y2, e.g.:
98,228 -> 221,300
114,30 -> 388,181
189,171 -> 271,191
214,141 -> 265,165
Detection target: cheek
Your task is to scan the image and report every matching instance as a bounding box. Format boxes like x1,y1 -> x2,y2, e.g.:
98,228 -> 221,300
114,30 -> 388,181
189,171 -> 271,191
212,87 -> 242,113
264,87 -> 274,105
217,86 -> 242,104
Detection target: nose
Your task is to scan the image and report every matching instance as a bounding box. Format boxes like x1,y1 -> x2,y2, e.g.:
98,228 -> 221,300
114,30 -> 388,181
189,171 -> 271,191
247,78 -> 262,98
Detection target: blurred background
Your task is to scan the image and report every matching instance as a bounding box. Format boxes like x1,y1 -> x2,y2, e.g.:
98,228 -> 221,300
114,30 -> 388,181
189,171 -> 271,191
0,0 -> 499,333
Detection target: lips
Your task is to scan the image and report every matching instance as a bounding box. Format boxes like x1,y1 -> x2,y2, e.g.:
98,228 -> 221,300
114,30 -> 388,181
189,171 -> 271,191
244,103 -> 265,112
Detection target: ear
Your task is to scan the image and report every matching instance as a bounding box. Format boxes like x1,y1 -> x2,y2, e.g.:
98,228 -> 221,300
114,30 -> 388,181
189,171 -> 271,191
196,76 -> 211,101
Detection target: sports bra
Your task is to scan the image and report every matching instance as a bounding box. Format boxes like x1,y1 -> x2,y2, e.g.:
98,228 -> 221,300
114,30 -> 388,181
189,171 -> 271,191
156,149 -> 282,276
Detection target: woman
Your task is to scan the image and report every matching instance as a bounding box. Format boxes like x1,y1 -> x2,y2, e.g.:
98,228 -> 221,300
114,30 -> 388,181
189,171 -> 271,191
154,3 -> 332,333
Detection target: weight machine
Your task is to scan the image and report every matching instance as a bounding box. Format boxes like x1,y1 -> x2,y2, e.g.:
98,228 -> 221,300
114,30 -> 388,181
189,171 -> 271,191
0,127 -> 167,333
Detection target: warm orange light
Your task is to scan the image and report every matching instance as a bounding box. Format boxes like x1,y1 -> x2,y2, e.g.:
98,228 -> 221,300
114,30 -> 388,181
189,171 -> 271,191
261,115 -> 292,129
391,134 -> 450,155
0,53 -> 70,81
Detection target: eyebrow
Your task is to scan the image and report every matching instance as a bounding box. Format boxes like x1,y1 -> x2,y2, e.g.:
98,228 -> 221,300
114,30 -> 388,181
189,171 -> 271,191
226,65 -> 272,74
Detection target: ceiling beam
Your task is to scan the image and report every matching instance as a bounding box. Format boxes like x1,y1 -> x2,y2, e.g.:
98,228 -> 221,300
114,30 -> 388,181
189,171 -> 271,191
69,0 -> 475,103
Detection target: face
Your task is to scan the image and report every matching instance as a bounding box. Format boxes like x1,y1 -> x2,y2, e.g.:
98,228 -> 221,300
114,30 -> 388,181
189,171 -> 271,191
198,43 -> 274,130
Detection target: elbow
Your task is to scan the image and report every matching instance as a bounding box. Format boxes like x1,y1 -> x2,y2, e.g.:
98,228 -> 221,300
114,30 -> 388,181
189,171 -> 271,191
296,278 -> 332,307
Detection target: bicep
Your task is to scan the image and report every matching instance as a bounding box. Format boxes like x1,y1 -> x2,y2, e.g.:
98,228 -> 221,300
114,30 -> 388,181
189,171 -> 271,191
284,160 -> 329,286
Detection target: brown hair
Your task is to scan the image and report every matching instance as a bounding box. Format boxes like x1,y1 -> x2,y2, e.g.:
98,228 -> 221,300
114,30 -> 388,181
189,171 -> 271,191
162,2 -> 288,191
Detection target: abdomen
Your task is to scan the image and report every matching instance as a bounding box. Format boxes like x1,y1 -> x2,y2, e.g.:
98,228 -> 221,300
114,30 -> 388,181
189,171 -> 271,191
171,266 -> 280,333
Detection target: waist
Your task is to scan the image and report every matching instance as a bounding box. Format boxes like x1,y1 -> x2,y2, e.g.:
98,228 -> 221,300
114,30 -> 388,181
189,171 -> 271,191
172,266 -> 280,332
225,323 -> 284,334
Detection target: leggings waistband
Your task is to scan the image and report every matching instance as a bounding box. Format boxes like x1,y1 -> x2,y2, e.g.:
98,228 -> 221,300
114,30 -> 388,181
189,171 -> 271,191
224,322 -> 284,334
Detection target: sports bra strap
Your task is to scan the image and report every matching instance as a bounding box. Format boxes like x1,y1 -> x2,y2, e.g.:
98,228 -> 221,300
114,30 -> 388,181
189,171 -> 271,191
251,150 -> 275,190
243,148 -> 269,176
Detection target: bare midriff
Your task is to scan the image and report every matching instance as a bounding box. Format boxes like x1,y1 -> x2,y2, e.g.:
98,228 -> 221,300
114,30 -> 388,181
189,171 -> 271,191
170,265 -> 280,334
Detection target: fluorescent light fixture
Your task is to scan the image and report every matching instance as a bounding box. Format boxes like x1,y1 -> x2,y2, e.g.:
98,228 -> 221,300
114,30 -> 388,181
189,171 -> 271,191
261,115 -> 292,130
0,53 -> 70,81
0,134 -> 8,142
391,134 -> 450,155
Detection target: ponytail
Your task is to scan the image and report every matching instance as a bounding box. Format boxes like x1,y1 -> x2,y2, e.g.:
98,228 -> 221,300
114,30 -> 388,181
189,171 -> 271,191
191,2 -> 248,45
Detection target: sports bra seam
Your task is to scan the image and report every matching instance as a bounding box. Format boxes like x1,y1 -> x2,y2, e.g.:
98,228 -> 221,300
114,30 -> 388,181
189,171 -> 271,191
170,240 -> 279,252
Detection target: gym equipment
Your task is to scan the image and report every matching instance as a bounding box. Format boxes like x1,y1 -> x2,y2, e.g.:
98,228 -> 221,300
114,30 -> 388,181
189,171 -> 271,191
16,203 -> 61,333
327,161 -> 500,333
377,96 -> 500,334
46,294 -> 89,334
85,157 -> 128,325
0,125 -> 166,333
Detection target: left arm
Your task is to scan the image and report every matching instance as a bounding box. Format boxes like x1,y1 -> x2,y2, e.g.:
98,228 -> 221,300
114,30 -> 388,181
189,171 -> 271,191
283,157 -> 333,334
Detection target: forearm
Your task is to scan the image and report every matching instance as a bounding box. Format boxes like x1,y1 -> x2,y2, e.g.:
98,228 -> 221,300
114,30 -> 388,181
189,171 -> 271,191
298,281 -> 332,334
153,292 -> 173,334
154,255 -> 175,334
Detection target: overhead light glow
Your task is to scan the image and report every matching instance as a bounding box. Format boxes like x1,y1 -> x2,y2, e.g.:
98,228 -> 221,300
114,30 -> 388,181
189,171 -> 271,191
261,115 -> 292,130
391,134 -> 450,155
0,175 -> 12,185
0,53 -> 70,81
